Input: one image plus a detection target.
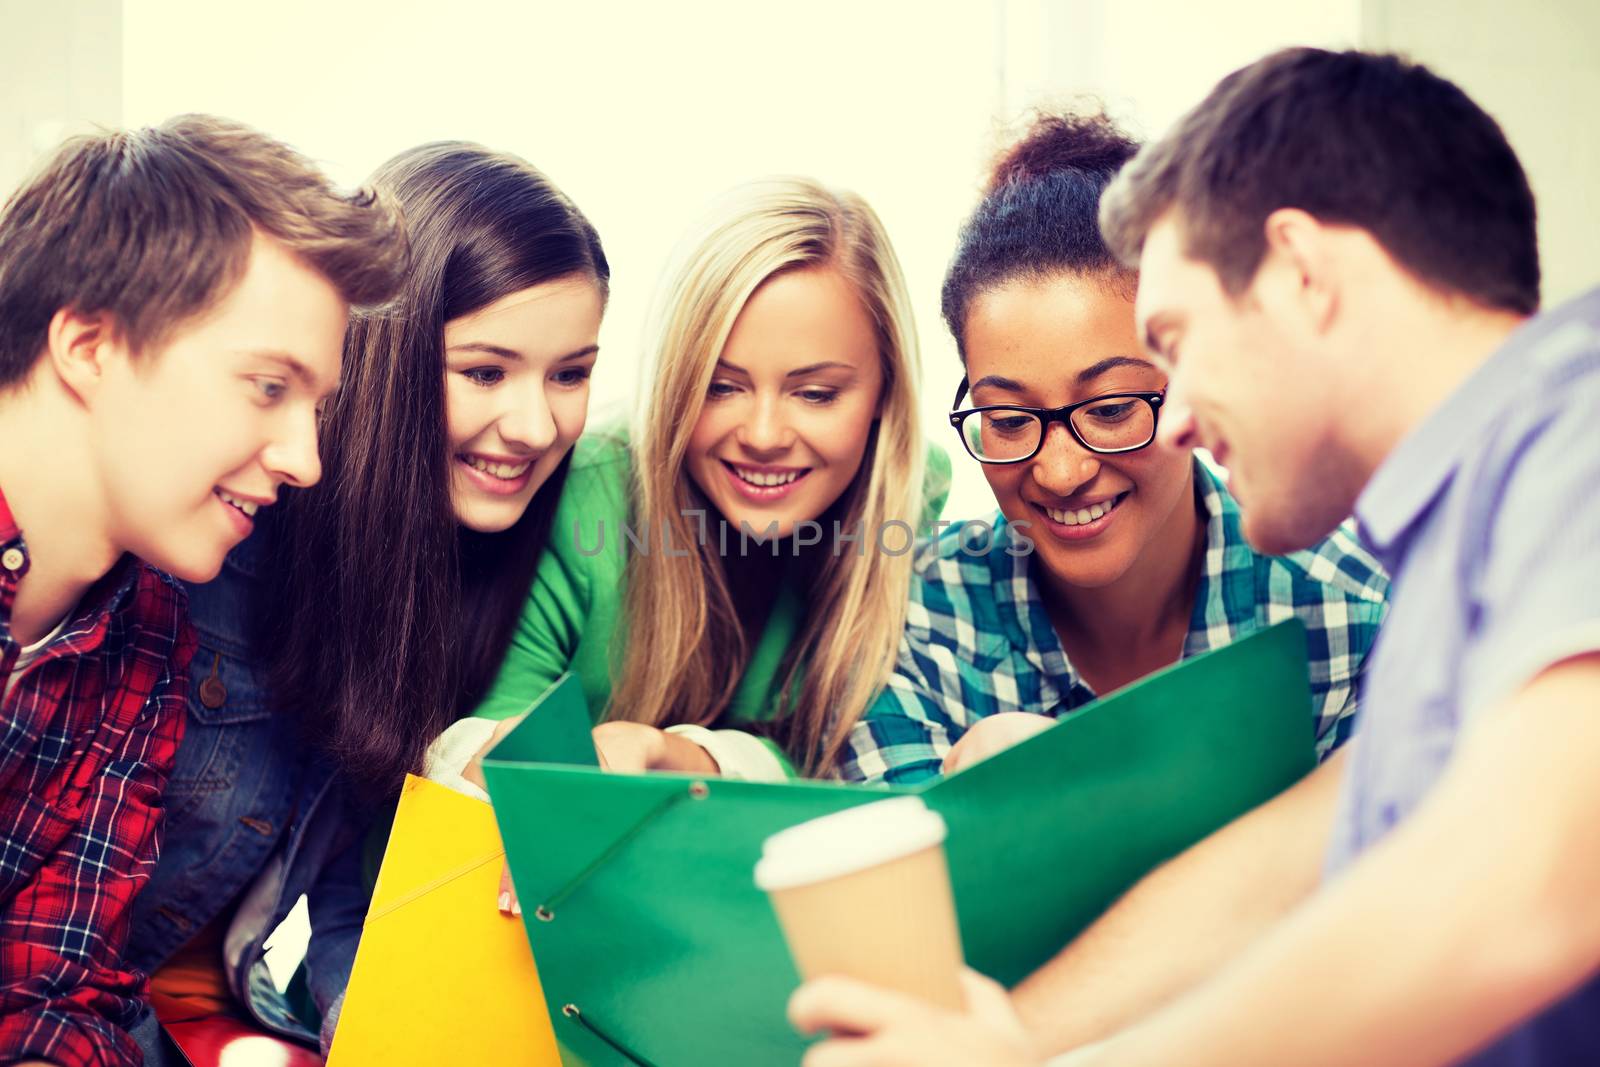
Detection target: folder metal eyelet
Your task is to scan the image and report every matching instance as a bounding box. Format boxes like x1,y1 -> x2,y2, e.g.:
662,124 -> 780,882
560,1003 -> 659,1067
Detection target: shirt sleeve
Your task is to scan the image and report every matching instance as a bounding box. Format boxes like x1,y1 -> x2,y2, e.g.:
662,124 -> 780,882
1463,386 -> 1600,716
0,638 -> 191,1067
470,546 -> 590,722
835,654 -> 961,787
663,725 -> 796,781
303,823 -> 373,1055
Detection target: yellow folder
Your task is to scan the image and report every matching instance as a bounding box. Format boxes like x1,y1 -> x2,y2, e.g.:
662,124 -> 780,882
326,775 -> 561,1066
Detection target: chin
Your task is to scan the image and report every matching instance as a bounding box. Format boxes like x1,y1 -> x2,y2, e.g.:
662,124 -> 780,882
458,509 -> 525,535
1036,545 -> 1135,591
1239,507 -> 1325,556
152,550 -> 228,585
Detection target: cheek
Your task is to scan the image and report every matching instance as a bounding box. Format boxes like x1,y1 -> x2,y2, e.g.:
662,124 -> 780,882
809,396 -> 878,467
442,381 -> 479,450
686,403 -> 730,462
980,463 -> 1024,505
550,386 -> 590,446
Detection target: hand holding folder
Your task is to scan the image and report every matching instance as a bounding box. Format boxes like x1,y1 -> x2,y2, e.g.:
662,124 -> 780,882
483,619 -> 1319,1066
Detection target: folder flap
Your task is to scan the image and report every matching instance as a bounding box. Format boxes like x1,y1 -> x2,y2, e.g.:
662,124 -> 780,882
484,671 -> 601,767
329,776 -> 560,1066
366,776 -> 505,917
923,620 -> 1316,979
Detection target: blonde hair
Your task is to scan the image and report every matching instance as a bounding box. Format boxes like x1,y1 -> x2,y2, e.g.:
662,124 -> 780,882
611,177 -> 925,775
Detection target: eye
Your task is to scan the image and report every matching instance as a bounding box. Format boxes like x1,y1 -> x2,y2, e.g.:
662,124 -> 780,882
986,413 -> 1034,435
706,380 -> 741,400
552,365 -> 593,387
252,378 -> 287,402
796,387 -> 839,405
462,366 -> 504,387
1082,400 -> 1137,423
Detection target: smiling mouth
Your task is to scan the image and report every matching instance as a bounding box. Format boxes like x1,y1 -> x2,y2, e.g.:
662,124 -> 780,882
1039,491 -> 1129,527
722,461 -> 811,488
214,488 -> 262,518
459,454 -> 534,481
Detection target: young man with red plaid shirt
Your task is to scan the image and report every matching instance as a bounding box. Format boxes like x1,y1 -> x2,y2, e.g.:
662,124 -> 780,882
0,116 -> 404,1067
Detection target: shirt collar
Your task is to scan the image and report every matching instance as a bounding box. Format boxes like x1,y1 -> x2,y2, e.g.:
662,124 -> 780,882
1188,458 -> 1259,643
0,479 -> 143,643
1355,317 -> 1540,561
988,514 -> 1077,689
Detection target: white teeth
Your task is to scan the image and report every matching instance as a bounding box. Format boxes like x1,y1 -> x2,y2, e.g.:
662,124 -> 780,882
216,490 -> 259,517
464,455 -> 532,480
1045,495 -> 1120,527
732,466 -> 802,488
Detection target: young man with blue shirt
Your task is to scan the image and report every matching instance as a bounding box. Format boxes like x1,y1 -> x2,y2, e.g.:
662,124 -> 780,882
791,47 -> 1600,1067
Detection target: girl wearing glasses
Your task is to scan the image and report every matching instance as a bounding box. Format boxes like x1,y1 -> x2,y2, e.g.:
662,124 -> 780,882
836,111 -> 1388,784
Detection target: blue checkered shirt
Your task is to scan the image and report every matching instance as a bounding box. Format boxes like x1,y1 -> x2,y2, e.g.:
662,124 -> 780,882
840,459 -> 1389,784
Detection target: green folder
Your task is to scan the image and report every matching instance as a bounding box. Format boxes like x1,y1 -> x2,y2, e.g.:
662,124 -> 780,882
483,619 -> 1317,1066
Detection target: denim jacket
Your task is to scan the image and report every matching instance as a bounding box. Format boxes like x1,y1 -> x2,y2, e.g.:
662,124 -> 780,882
125,524 -> 370,1046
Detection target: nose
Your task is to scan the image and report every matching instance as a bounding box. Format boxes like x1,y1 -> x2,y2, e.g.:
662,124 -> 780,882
1155,377 -> 1200,452
1029,421 -> 1101,497
497,379 -> 560,453
736,393 -> 795,455
262,403 -> 323,489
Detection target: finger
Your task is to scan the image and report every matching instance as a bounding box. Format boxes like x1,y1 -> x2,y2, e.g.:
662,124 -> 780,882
497,862 -> 522,917
958,968 -> 1013,1015
789,976 -> 933,1037
941,743 -> 971,775
801,1034 -> 897,1067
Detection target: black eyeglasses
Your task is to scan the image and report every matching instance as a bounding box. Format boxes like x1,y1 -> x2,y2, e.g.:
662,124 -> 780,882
949,379 -> 1165,464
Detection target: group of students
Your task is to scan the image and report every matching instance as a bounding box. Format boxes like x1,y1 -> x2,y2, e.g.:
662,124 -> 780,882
0,44 -> 1594,1067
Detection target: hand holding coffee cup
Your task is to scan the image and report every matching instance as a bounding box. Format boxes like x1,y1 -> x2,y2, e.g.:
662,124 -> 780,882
755,796 -> 965,1010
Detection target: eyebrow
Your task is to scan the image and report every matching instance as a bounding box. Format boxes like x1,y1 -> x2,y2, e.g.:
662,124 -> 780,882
446,343 -> 600,363
1076,356 -> 1158,383
716,359 -> 856,379
969,374 -> 1028,394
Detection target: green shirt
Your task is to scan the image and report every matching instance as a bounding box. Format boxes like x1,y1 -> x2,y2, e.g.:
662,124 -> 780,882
471,430 -> 951,725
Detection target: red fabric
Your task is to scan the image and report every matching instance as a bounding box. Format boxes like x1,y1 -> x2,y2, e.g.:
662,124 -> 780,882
0,485 -> 196,1067
164,1016 -> 323,1067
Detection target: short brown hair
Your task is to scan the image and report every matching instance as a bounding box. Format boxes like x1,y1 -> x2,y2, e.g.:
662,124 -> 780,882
0,113 -> 407,386
1100,48 -> 1539,315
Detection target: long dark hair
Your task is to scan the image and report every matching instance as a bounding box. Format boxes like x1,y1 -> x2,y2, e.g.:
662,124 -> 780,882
262,142 -> 609,802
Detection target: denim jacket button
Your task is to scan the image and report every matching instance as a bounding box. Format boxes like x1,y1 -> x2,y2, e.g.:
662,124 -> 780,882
198,651 -> 226,708
199,676 -> 227,709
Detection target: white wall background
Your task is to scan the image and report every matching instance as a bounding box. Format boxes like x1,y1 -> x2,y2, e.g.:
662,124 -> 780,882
5,0 -> 1373,522
1364,0 -> 1600,306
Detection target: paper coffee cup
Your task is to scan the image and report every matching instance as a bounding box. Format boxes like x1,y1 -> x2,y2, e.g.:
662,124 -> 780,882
755,796 -> 965,1010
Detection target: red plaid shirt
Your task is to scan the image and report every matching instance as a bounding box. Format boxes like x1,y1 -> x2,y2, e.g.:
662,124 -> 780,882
0,486 -> 194,1067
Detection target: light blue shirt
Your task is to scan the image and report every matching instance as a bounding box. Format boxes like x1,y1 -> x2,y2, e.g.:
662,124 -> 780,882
1328,287 -> 1600,1065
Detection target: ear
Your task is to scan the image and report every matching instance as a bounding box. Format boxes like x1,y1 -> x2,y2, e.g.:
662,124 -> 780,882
1257,208 -> 1338,335
43,307 -> 122,404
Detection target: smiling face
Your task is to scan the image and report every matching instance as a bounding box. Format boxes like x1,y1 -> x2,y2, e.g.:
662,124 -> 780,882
1135,214 -> 1353,553
963,272 -> 1195,591
443,275 -> 604,533
90,231 -> 346,582
686,266 -> 884,539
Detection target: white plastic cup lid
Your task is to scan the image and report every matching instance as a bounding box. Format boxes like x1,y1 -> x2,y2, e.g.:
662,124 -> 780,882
754,796 -> 948,892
